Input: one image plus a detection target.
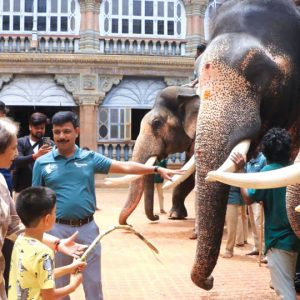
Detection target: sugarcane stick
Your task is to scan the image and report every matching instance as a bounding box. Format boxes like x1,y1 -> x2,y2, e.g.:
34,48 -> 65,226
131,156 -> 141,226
80,225 -> 159,261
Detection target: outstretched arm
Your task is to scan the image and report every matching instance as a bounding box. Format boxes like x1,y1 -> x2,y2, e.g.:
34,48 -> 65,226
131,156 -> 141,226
109,160 -> 185,181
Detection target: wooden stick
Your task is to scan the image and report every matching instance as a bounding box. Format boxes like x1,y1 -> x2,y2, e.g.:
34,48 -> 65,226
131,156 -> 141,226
80,225 -> 159,261
258,201 -> 264,267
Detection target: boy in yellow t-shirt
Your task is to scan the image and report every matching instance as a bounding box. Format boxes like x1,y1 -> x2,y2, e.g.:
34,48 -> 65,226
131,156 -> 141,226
8,187 -> 86,300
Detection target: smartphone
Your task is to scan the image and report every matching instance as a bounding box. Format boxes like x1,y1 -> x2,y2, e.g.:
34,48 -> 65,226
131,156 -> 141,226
42,137 -> 51,147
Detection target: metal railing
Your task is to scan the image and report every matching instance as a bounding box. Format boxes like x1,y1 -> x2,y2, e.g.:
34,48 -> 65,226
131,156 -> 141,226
98,141 -> 186,164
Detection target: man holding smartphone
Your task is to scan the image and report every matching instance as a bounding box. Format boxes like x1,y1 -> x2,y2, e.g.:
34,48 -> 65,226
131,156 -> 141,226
13,112 -> 53,193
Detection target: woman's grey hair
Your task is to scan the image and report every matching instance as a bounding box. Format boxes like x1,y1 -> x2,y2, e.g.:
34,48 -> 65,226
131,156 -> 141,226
0,118 -> 19,154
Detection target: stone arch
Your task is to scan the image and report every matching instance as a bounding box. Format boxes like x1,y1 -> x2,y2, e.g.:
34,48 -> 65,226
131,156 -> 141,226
0,75 -> 77,106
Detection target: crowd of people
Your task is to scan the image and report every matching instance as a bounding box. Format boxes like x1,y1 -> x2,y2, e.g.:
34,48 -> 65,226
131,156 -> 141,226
0,104 -> 183,300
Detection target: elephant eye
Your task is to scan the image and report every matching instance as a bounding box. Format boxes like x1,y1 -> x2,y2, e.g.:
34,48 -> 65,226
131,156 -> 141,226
152,118 -> 162,130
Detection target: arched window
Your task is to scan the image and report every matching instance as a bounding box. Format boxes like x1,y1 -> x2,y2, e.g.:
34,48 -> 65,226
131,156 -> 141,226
100,0 -> 186,39
0,0 -> 80,34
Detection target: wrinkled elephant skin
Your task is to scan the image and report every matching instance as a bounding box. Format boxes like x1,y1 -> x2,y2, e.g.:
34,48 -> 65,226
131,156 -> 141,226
192,0 -> 300,290
119,86 -> 200,225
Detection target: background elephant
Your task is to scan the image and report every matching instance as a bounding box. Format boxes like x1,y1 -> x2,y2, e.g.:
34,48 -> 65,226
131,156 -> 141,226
191,0 -> 300,291
119,86 -> 200,225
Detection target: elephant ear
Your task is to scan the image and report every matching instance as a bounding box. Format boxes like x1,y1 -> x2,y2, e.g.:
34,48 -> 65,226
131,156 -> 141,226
176,86 -> 200,139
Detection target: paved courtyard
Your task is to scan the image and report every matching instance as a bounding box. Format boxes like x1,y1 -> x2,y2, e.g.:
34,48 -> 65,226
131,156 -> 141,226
71,188 -> 294,300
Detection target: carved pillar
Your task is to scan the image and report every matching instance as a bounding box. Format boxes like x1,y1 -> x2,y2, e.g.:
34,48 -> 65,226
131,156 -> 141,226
184,0 -> 208,56
55,73 -> 123,152
76,96 -> 102,151
79,0 -> 101,52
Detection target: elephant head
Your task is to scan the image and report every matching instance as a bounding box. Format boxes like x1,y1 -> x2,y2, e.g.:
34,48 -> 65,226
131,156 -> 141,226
191,0 -> 300,290
119,86 -> 200,225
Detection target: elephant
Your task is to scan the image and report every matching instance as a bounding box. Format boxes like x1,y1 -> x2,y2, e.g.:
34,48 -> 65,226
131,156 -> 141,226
118,86 -> 200,225
190,0 -> 300,291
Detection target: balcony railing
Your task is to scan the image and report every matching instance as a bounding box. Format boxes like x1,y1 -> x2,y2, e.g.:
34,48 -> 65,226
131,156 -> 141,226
0,35 -> 79,53
98,142 -> 186,164
99,37 -> 186,56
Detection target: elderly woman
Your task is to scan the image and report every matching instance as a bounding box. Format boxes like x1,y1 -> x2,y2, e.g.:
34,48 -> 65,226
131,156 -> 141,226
0,118 -> 85,299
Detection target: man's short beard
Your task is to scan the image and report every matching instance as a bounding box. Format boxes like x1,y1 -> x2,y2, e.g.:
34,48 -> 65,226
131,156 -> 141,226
32,132 -> 43,139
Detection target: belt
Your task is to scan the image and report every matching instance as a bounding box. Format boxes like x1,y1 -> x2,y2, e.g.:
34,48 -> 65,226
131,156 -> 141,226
56,215 -> 94,227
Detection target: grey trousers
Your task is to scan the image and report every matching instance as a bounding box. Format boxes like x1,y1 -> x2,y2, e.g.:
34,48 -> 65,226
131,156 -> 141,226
48,220 -> 103,300
267,248 -> 298,300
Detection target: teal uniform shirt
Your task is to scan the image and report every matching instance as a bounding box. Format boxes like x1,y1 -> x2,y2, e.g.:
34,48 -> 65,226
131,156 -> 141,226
154,159 -> 167,184
32,146 -> 112,220
248,163 -> 300,254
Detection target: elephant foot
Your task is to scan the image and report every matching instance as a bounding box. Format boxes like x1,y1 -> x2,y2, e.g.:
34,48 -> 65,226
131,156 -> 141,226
168,208 -> 188,220
191,273 -> 214,291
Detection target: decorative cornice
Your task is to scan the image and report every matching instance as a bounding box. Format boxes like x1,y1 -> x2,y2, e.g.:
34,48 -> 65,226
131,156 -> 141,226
164,77 -> 191,87
54,74 -> 80,94
0,74 -> 13,89
0,53 -> 193,68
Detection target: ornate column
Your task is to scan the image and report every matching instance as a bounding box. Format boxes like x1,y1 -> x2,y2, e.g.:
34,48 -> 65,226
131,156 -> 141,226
76,96 -> 103,151
79,0 -> 102,52
55,73 -> 122,151
184,0 -> 208,56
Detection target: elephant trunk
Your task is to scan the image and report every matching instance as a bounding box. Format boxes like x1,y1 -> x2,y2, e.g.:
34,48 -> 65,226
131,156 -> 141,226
191,59 -> 261,290
286,151 -> 300,237
119,177 -> 145,225
119,126 -> 162,224
144,174 -> 159,221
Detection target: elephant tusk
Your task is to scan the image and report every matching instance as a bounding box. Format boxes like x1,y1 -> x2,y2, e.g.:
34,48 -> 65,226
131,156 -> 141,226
295,205 -> 300,213
98,156 -> 157,186
216,139 -> 251,172
163,155 -> 195,190
206,162 -> 300,189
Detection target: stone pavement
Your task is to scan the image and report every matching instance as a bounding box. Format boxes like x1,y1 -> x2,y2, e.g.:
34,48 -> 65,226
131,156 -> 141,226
71,188 -> 295,300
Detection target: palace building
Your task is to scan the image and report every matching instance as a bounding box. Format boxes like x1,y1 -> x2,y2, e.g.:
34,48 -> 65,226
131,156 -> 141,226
0,0 -> 208,161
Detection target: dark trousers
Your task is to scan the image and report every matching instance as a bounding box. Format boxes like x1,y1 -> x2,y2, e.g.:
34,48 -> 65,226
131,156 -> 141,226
3,238 -> 14,294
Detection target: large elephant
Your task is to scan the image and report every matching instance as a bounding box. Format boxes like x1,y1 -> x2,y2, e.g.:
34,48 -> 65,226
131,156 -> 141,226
191,0 -> 300,291
118,86 -> 199,225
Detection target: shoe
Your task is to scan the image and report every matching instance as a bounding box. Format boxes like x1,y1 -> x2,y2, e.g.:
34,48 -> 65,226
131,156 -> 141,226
260,257 -> 268,264
246,250 -> 259,256
189,232 -> 197,240
222,252 -> 233,259
160,209 -> 166,214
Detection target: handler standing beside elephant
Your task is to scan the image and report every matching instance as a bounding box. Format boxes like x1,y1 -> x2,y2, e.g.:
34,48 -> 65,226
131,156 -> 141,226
235,128 -> 300,300
32,111 -> 183,300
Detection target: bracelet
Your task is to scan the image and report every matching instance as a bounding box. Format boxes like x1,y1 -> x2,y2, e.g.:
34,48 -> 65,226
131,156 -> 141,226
54,239 -> 61,252
154,166 -> 160,173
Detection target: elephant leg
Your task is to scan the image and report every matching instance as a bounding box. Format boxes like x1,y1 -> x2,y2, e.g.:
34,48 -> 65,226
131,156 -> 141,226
169,174 -> 195,220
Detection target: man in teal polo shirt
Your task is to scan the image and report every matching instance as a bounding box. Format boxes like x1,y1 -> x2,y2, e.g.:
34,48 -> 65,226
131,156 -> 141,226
235,128 -> 300,300
32,111 -> 183,300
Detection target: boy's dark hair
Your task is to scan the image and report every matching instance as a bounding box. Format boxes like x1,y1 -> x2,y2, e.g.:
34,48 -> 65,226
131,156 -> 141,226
29,112 -> 48,126
261,127 -> 291,165
197,44 -> 206,53
52,111 -> 79,128
16,187 -> 56,227
0,101 -> 8,114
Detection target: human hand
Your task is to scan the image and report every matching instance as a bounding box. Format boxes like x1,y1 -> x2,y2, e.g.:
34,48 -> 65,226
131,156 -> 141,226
230,152 -> 246,171
158,167 -> 185,181
58,231 -> 88,258
34,144 -> 52,159
69,259 -> 87,274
